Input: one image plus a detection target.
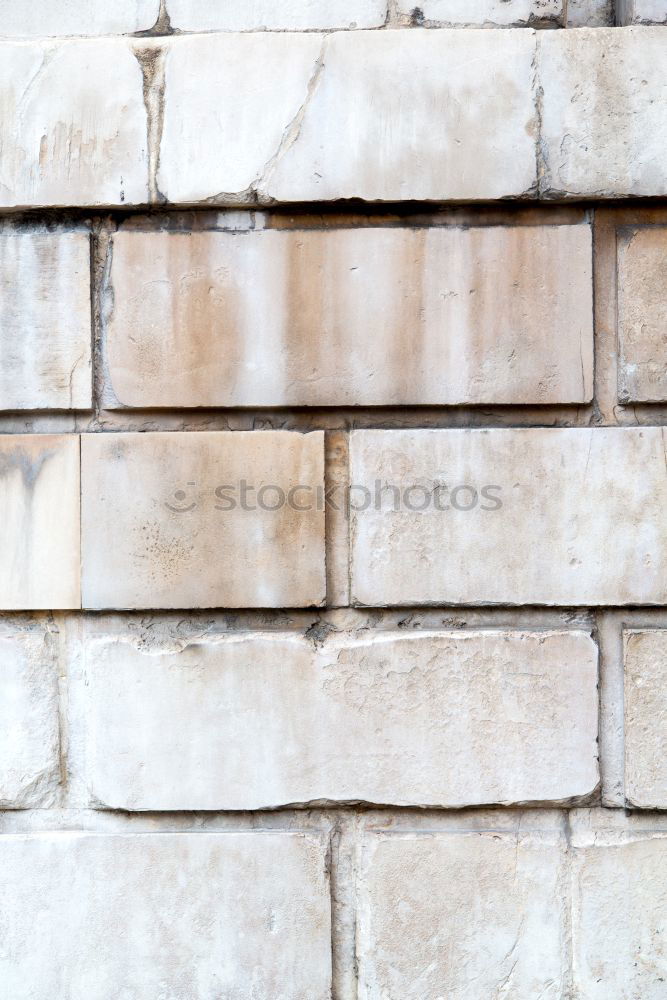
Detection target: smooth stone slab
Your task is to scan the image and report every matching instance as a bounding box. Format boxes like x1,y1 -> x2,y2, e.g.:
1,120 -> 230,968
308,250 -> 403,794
624,629 -> 667,809
0,0 -> 160,35
167,0 -> 387,29
617,227 -> 667,402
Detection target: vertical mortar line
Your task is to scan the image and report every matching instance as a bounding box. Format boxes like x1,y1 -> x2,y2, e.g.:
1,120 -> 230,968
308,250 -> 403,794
325,429 -> 351,608
50,611 -> 69,804
134,39 -> 168,204
330,812 -> 360,1000
596,609 -> 625,807
591,208 -> 620,425
562,809 -> 575,998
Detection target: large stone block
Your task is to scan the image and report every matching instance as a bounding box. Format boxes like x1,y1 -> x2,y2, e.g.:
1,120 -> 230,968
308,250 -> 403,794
396,0 -> 563,24
349,428 -> 667,606
0,39 -> 148,208
75,628 -> 598,810
0,233 -> 91,410
80,432 -> 325,609
0,627 -> 60,807
158,29 -> 538,203
0,0 -> 160,35
168,0 -> 387,29
0,831 -> 331,1000
566,0 -> 614,25
617,227 -> 667,403
624,629 -> 667,809
356,817 -> 567,998
617,0 -> 667,22
105,225 -> 593,408
0,435 -> 81,610
540,28 -> 667,197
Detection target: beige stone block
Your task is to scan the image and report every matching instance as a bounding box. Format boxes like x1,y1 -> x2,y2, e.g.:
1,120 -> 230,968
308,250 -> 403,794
618,227 -> 667,402
618,0 -> 667,22
567,0 -> 614,24
0,0 -> 160,35
0,435 -> 80,610
0,627 -> 60,807
0,233 -> 91,410
105,225 -> 593,408
0,39 -> 148,208
0,831 -> 331,1000
540,28 -> 667,197
356,821 -> 567,998
158,30 -> 538,203
80,432 -> 325,609
76,629 -> 598,810
624,629 -> 667,809
349,428 -> 667,606
397,0 -> 563,24
168,0 -> 387,29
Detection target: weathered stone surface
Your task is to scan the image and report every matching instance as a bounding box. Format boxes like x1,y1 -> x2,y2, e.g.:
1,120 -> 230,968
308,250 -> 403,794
624,629 -> 667,809
0,233 -> 91,410
349,428 -> 667,606
617,227 -> 667,402
566,0 -> 614,24
397,0 -> 563,24
356,818 -> 567,998
570,810 -> 667,999
0,39 -> 148,208
80,432 -> 325,609
168,0 -> 387,29
106,225 -> 593,408
158,30 -> 538,204
76,629 -> 598,810
618,0 -> 667,22
0,627 -> 60,807
540,28 -> 667,198
0,0 -> 160,35
0,831 -> 331,1000
0,435 -> 80,610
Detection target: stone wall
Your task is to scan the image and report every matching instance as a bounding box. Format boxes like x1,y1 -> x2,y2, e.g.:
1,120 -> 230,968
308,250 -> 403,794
1,3 -> 667,997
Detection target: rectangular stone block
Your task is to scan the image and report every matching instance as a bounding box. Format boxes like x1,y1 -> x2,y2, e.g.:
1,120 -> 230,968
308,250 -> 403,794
75,628 -> 598,810
397,0 -> 563,24
540,28 -> 667,197
158,30 -> 537,203
105,225 -> 593,408
80,432 -> 325,609
624,629 -> 667,809
356,817 -> 567,998
566,0 -> 614,25
0,233 -> 92,410
570,810 -> 667,1000
617,227 -> 667,402
0,626 -> 60,807
168,0 -> 387,29
0,39 -> 148,208
0,831 -> 331,1000
0,435 -> 81,610
618,0 -> 667,22
349,428 -> 667,606
0,0 -> 160,35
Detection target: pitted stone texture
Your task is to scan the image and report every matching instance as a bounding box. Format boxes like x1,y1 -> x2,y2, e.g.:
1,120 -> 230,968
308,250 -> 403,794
397,0 -> 563,24
76,629 -> 598,810
624,629 -> 667,809
0,435 -> 80,610
0,233 -> 91,410
618,0 -> 667,22
80,432 -> 325,609
540,28 -> 667,198
0,831 -> 331,1000
618,227 -> 667,402
0,627 -> 60,807
168,0 -> 387,29
106,225 -> 593,408
158,30 -> 537,204
350,428 -> 667,606
0,0 -> 160,35
566,0 -> 614,24
356,820 -> 567,999
570,810 -> 667,999
0,39 -> 148,208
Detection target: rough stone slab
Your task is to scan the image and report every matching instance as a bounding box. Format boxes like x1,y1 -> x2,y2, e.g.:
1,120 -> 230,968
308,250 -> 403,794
0,435 -> 81,610
617,227 -> 667,402
0,0 -> 160,35
624,629 -> 667,809
0,831 -> 331,1000
618,0 -> 667,22
0,233 -> 91,410
349,428 -> 667,606
0,39 -> 148,208
76,629 -> 598,810
0,627 -> 60,807
80,432 -> 325,609
158,29 -> 538,204
168,0 -> 387,30
540,28 -> 667,198
105,225 -> 593,408
566,0 -> 614,24
396,0 -> 563,24
356,823 -> 567,999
